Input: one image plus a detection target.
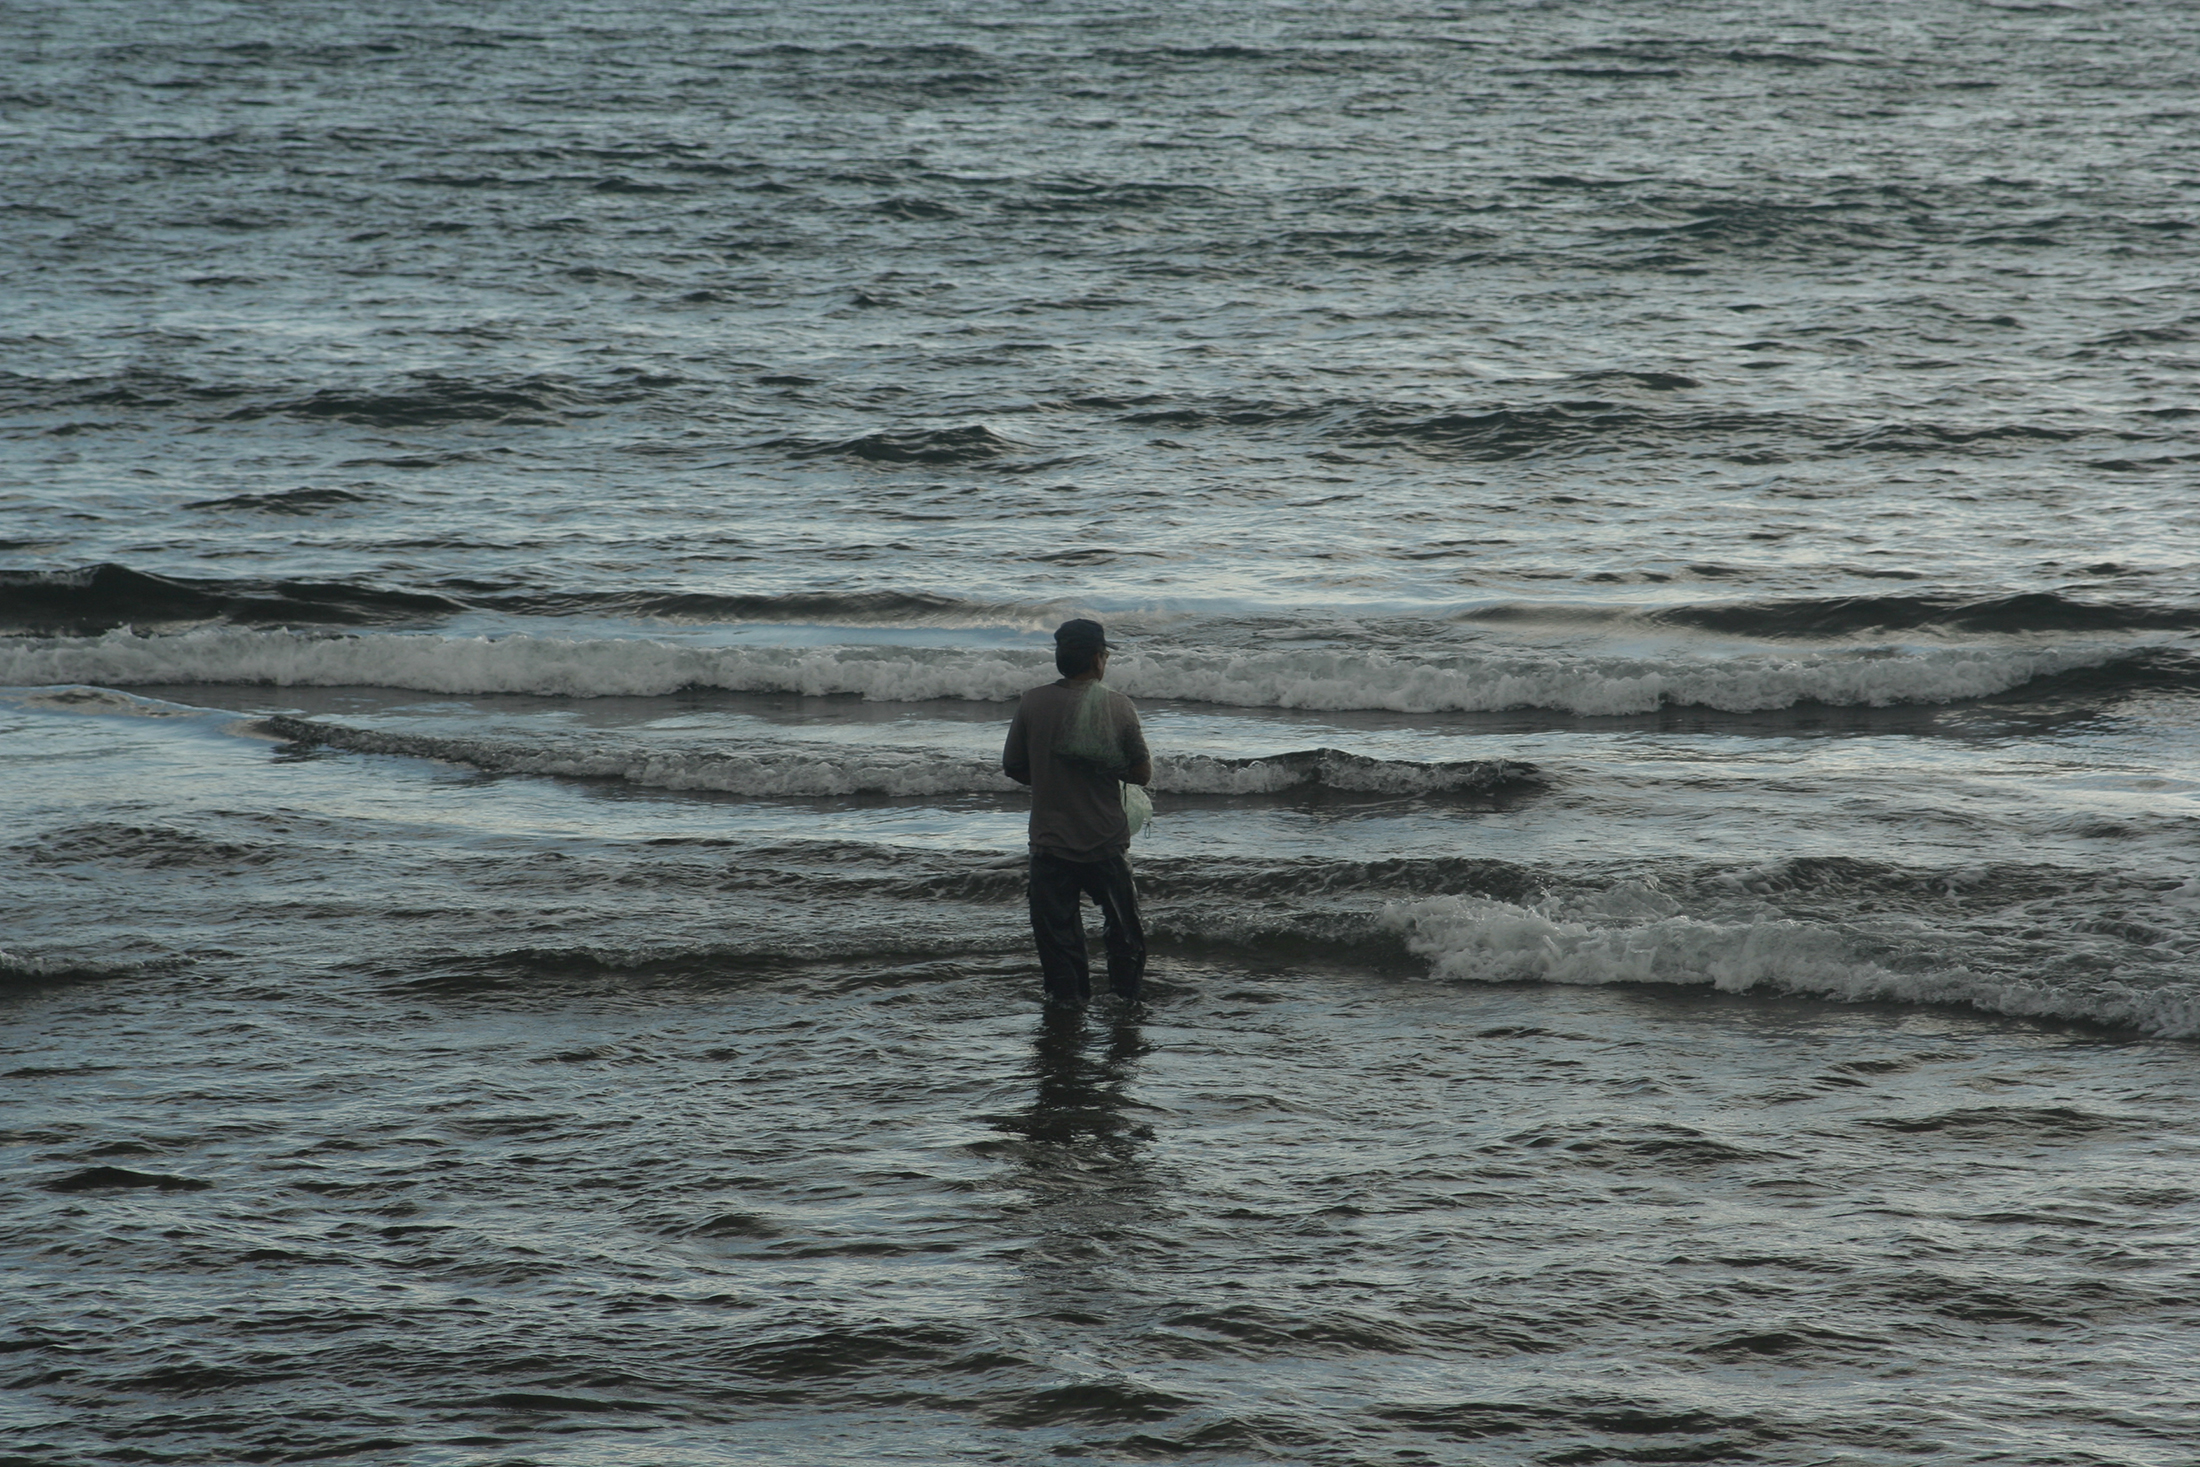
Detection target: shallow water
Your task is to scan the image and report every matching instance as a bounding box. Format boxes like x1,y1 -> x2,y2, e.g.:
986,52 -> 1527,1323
6,1 -> 2200,1463
9,964 -> 2199,1465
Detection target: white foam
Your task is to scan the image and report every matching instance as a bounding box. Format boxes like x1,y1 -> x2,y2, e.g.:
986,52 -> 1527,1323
1381,891 -> 2200,1039
0,628 -> 2128,715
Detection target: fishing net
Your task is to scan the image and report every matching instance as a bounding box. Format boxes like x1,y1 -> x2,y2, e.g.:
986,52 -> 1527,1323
1059,682 -> 1151,837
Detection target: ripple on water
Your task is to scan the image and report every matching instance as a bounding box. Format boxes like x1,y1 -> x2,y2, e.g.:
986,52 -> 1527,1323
5,960 -> 2195,1464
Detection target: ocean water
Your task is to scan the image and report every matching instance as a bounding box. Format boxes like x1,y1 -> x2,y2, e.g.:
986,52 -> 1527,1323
4,2 -> 2199,1463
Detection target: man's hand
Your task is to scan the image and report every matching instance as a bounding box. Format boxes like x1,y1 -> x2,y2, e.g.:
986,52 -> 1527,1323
1125,758 -> 1152,787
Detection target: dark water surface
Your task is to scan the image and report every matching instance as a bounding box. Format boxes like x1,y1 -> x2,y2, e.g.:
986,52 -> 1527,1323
5,1 -> 2200,1462
9,965 -> 2199,1465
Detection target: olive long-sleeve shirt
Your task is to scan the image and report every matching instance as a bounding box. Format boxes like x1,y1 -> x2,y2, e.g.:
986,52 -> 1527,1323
1002,679 -> 1149,861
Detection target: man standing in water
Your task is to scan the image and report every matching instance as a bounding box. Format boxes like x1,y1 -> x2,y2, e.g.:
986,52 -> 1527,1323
1002,618 -> 1153,1009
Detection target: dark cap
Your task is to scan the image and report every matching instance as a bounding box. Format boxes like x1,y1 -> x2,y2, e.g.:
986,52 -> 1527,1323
1053,617 -> 1109,650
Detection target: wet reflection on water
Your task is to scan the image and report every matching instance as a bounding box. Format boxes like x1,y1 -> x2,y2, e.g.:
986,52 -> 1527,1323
1013,1009 -> 1153,1152
989,1011 -> 1163,1323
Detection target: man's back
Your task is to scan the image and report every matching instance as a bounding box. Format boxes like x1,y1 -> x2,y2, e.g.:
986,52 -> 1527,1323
1002,679 -> 1148,861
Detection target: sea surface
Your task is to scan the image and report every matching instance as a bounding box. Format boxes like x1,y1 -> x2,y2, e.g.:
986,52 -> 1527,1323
4,3 -> 2199,1463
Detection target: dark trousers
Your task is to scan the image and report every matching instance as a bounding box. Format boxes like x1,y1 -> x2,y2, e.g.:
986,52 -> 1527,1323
1027,849 -> 1145,1004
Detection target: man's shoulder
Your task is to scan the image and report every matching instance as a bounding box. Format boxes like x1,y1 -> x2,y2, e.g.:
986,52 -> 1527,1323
1016,679 -> 1135,718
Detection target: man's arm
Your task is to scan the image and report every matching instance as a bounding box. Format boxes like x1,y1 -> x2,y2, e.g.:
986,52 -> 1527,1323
1119,700 -> 1151,786
1002,707 -> 1031,786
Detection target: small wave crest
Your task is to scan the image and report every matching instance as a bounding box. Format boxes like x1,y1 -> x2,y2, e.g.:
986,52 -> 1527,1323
0,948 -> 141,992
258,717 -> 1539,800
763,423 -> 1026,465
1166,748 -> 1539,796
0,564 -> 1046,634
267,717 -> 1006,797
515,587 -> 1049,628
222,375 -> 580,427
0,564 -> 462,634
0,368 -> 669,426
1650,591 -> 2200,639
1336,399 -> 1795,460
183,487 -> 374,515
0,628 -> 2159,715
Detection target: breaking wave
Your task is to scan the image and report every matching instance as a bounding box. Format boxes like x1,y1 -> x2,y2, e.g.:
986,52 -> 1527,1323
0,626 -> 2153,715
1381,887 -> 2200,1040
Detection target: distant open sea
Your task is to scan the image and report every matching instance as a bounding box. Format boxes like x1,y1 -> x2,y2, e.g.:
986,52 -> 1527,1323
5,3 -> 2198,1463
